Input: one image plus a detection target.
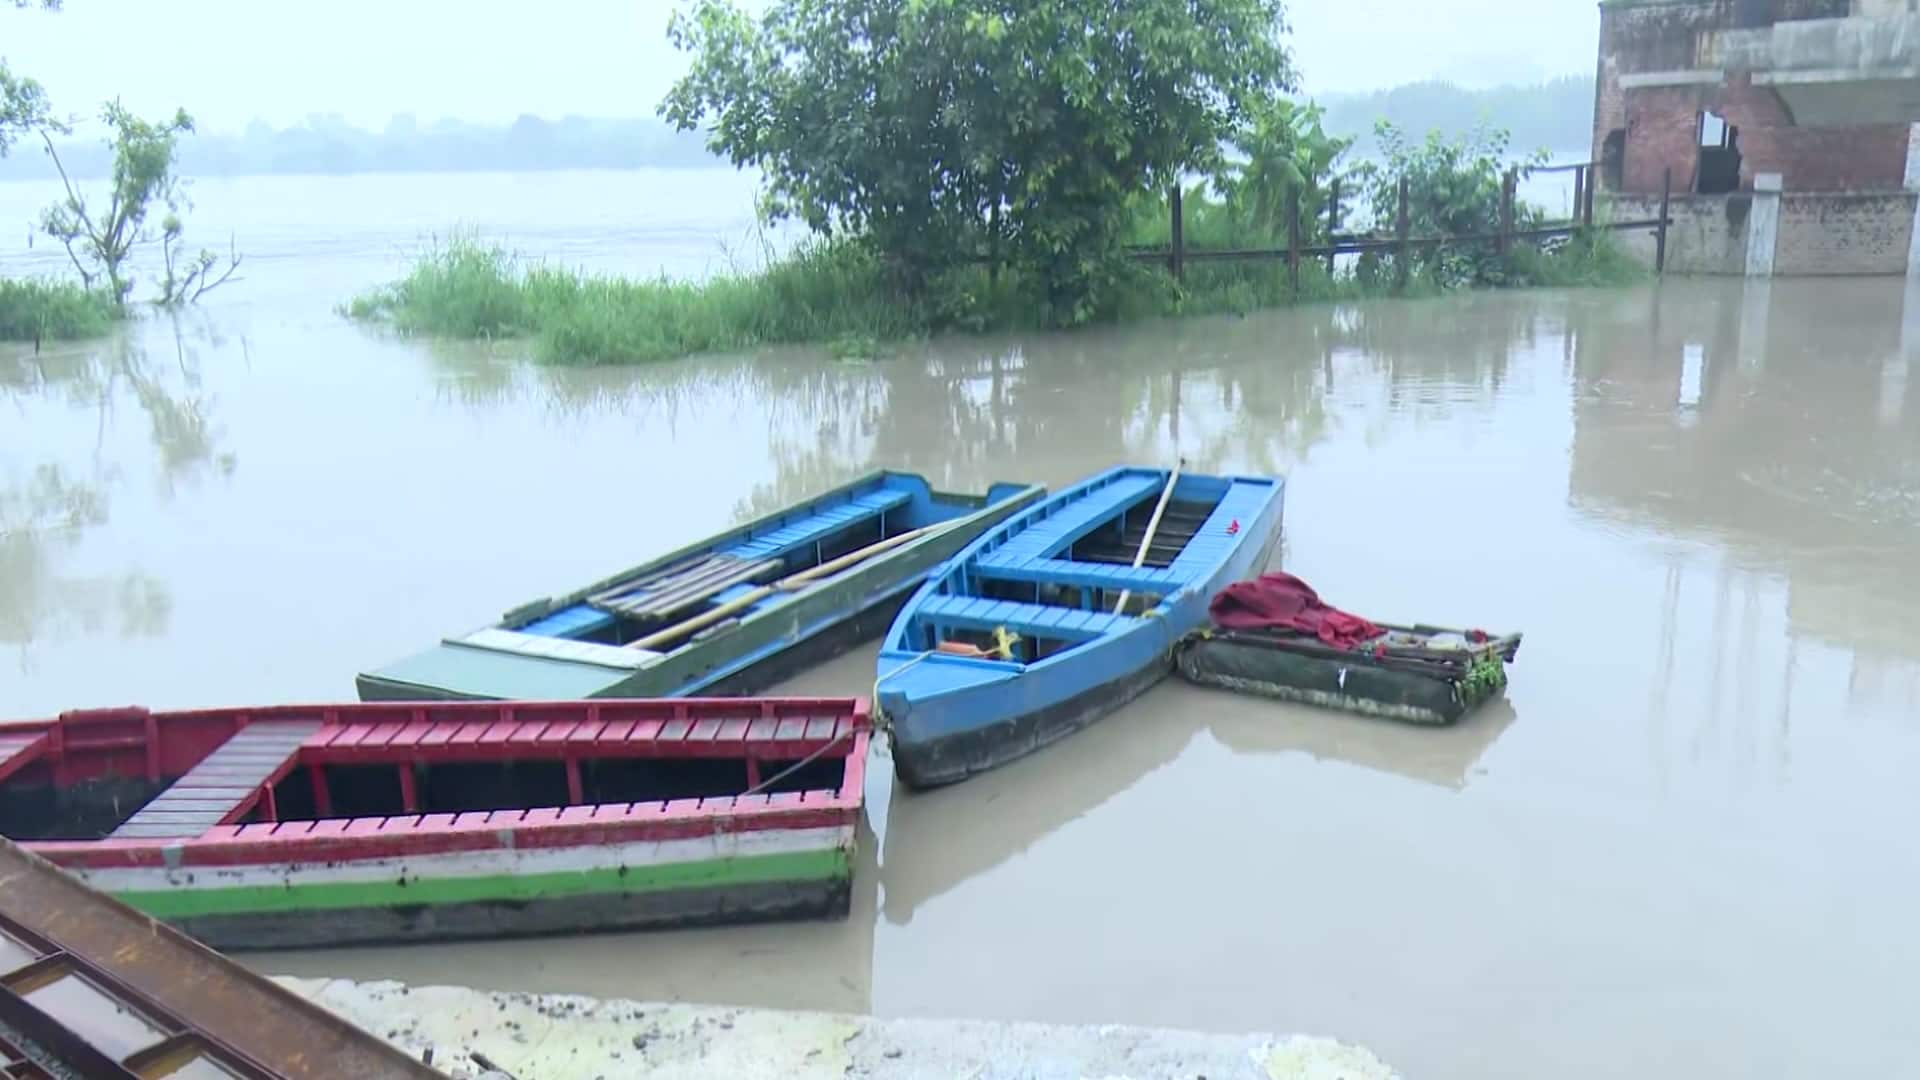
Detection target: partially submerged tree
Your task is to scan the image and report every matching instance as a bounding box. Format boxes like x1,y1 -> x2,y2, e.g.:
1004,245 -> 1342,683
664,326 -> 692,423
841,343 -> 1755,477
38,103 -> 240,308
663,0 -> 1295,323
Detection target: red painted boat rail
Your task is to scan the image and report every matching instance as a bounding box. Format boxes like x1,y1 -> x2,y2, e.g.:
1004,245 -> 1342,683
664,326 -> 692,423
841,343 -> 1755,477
6,699 -> 871,863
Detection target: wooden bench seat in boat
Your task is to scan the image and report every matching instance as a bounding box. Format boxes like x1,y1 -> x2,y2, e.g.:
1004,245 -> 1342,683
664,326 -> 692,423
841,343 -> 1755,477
107,720 -> 320,840
972,557 -> 1185,592
514,488 -> 914,641
1165,480 -> 1276,576
979,472 -> 1163,565
973,478 -> 1272,593
721,488 -> 912,561
915,595 -> 1139,644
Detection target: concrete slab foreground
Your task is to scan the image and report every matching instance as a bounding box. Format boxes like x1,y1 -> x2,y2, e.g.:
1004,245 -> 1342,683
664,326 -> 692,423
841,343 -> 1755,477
274,977 -> 1403,1080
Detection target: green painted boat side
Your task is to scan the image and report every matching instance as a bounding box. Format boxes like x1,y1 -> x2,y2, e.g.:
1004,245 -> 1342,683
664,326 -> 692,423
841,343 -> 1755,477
357,472 -> 1044,702
108,847 -> 847,920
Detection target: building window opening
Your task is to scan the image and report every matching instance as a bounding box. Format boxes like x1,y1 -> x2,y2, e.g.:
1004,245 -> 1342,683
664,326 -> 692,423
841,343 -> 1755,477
1697,111 -> 1741,195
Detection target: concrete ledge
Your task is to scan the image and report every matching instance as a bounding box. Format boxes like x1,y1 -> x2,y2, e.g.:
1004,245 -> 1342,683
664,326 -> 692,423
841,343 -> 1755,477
1618,69 -> 1726,88
273,977 -> 1404,1080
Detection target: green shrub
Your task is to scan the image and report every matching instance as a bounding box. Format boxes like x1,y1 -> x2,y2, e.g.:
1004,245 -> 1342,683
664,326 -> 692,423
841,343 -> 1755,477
0,279 -> 119,341
346,224 -> 1642,366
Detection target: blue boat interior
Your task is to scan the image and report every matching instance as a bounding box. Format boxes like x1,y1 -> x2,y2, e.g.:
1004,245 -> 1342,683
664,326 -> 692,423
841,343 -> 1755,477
507,474 -> 1028,650
891,470 -> 1276,667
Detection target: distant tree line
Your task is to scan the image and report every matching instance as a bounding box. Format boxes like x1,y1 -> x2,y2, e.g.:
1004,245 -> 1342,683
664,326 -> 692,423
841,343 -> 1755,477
0,80 -> 1595,185
0,113 -> 717,181
1317,75 -> 1595,160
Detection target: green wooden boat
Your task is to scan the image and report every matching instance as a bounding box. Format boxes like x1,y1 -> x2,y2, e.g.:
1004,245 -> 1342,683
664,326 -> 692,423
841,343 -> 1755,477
358,472 -> 1044,702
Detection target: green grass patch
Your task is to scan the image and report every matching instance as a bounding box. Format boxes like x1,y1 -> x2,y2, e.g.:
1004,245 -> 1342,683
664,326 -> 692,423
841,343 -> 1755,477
346,237 -> 923,365
0,279 -> 119,341
346,229 -> 1644,365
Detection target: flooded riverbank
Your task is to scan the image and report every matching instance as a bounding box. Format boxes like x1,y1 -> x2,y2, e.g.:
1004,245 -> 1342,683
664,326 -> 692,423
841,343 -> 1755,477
5,264 -> 1917,1078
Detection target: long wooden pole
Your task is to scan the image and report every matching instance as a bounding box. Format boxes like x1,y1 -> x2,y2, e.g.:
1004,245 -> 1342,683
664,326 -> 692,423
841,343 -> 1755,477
1113,459 -> 1184,615
627,519 -> 960,652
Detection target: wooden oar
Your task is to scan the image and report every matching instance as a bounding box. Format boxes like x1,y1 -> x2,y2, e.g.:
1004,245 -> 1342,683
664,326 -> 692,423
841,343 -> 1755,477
626,518 -> 962,652
1113,459 -> 1184,614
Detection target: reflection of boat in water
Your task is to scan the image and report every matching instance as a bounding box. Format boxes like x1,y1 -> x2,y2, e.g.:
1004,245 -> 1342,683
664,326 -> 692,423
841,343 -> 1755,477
879,681 -> 1519,924
1200,685 -> 1520,792
879,694 -> 1205,926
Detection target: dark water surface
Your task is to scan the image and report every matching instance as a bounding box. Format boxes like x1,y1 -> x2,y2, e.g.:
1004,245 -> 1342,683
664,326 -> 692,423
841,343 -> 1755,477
4,270 -> 1917,1079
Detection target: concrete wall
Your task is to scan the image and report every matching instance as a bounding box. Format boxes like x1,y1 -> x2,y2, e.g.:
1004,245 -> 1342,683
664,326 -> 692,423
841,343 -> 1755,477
1614,193 -> 1753,273
1776,190 -> 1918,270
1610,190 -> 1917,273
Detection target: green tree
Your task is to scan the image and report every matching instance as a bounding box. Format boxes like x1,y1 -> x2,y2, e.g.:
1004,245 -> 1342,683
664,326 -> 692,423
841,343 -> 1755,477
662,0 -> 1294,323
1350,121 -> 1546,289
1,0 -> 60,157
1215,98 -> 1350,242
38,102 -> 240,308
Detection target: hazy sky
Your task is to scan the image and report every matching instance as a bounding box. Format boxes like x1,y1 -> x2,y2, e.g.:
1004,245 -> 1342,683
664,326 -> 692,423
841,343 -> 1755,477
2,0 -> 1598,134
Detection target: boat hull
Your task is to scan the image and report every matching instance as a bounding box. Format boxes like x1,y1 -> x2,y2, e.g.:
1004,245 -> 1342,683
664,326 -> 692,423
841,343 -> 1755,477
68,825 -> 853,951
890,652 -> 1173,788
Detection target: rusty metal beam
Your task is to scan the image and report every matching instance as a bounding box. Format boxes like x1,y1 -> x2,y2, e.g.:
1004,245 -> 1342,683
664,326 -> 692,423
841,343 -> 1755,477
0,837 -> 441,1080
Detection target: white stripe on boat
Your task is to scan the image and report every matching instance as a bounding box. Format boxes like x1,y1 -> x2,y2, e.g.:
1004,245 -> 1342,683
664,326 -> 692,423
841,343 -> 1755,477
77,824 -> 852,893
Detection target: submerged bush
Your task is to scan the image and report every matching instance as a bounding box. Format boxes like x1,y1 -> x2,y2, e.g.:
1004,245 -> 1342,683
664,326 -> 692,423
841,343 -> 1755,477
0,278 -> 119,341
347,237 -> 925,365
346,227 -> 1643,366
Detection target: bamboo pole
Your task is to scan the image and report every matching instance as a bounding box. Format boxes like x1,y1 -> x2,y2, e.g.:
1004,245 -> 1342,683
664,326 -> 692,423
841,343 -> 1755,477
1113,459 -> 1184,615
627,519 -> 960,652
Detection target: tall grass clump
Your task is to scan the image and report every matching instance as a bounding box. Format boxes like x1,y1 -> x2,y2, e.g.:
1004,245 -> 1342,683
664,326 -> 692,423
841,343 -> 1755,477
344,239 -> 536,338
346,217 -> 1643,366
346,237 -> 924,365
0,279 -> 119,342
1505,227 -> 1645,288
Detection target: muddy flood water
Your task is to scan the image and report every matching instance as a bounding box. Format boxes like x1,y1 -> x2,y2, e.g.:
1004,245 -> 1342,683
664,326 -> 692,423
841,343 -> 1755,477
4,173 -> 1919,1079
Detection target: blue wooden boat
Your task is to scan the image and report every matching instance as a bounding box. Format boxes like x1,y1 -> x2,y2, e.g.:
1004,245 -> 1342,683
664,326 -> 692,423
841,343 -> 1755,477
358,472 -> 1043,702
875,465 -> 1286,788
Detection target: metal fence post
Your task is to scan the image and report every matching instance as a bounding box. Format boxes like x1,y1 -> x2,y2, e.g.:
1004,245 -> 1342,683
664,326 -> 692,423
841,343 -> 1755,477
1326,179 -> 1342,274
1395,176 -> 1411,290
1656,167 -> 1672,274
1497,170 -> 1515,256
1169,185 -> 1185,283
1287,188 -> 1302,293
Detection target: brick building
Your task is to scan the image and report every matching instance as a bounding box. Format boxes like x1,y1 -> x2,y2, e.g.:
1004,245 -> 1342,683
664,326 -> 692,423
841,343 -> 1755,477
1593,0 -> 1920,274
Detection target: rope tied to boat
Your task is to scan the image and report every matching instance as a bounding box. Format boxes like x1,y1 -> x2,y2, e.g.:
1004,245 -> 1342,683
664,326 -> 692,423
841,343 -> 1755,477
867,625 -> 1017,731
742,730 -> 852,797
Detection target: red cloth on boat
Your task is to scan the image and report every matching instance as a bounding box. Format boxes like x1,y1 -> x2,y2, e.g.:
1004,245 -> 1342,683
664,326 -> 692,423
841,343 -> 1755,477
1209,572 -> 1386,650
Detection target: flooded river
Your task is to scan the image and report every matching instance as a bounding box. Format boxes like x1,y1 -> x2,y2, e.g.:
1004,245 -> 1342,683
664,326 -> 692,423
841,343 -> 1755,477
3,171 -> 1918,1079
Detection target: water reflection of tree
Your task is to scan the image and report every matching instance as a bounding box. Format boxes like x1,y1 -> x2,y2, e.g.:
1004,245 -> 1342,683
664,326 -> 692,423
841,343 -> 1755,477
411,292 -> 1579,529
0,319 -> 235,658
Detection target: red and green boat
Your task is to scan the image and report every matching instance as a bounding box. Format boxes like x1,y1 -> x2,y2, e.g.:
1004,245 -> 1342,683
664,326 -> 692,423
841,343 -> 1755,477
0,698 -> 869,950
